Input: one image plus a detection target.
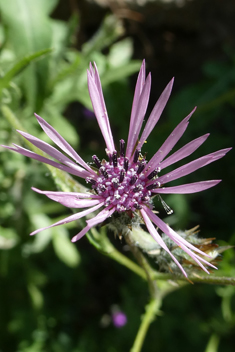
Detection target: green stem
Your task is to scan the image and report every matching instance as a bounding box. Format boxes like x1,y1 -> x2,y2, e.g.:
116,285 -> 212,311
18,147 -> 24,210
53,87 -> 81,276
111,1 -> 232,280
151,272 -> 235,286
125,232 -> 162,352
106,247 -> 147,280
125,232 -> 157,298
188,274 -> 235,286
130,298 -> 162,352
86,227 -> 148,280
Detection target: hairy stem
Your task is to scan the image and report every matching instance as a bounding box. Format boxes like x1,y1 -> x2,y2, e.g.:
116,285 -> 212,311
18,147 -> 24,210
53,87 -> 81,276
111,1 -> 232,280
130,298 -> 162,352
151,272 -> 235,286
125,232 -> 157,298
125,232 -> 162,352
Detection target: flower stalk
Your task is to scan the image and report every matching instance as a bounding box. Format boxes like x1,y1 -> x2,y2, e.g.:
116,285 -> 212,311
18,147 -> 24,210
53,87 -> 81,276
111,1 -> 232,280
130,298 -> 162,352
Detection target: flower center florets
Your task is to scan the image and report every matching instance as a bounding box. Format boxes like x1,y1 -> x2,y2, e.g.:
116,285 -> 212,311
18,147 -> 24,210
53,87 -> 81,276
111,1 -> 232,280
86,140 -> 161,212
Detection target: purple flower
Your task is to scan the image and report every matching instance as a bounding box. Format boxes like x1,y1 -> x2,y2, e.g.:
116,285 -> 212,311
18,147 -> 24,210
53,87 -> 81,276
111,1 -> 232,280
2,61 -> 231,277
112,311 -> 127,328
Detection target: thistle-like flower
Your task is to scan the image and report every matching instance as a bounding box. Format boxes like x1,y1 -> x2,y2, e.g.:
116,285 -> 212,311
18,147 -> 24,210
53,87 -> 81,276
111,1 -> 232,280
3,61 -> 231,277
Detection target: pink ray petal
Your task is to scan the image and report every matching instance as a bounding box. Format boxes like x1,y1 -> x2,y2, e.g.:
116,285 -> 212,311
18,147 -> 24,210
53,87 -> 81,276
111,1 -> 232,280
140,208 -> 187,277
34,114 -> 96,175
89,62 -> 95,75
126,60 -> 145,157
30,202 -> 104,236
131,60 -> 146,118
49,197 -> 100,209
31,187 -> 101,208
152,180 -> 221,194
155,148 -> 231,185
203,148 -> 232,167
87,207 -> 115,227
144,206 -> 217,272
93,63 -> 115,151
126,60 -> 146,156
138,78 -> 174,149
87,65 -> 115,153
146,108 -> 196,176
32,187 -> 100,199
70,224 -> 92,243
126,73 -> 151,158
2,144 -> 91,179
159,134 -> 210,170
126,70 -> 152,158
71,207 -> 115,242
17,130 -> 87,171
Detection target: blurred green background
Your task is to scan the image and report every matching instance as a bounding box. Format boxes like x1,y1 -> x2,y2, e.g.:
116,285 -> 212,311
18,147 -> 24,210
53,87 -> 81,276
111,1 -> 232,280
0,0 -> 235,351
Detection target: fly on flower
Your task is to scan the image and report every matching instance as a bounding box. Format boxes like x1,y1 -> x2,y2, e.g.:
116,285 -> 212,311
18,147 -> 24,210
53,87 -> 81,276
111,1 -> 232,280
2,60 -> 231,277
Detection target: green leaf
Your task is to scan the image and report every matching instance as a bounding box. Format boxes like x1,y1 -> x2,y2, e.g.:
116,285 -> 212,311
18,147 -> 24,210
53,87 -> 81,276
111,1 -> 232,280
39,0 -> 59,15
50,20 -> 69,60
27,283 -> 44,310
49,57 -> 141,112
43,104 -> 79,147
0,226 -> 19,250
108,37 -> 134,67
48,52 -> 82,91
204,334 -> 220,352
82,15 -> 124,57
52,227 -> 81,268
101,61 -> 141,85
24,214 -> 52,254
0,48 -> 52,94
0,0 -> 53,110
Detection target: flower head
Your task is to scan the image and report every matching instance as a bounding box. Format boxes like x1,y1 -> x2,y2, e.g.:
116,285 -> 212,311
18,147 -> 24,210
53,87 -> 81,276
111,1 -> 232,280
112,311 -> 127,328
2,60 -> 231,277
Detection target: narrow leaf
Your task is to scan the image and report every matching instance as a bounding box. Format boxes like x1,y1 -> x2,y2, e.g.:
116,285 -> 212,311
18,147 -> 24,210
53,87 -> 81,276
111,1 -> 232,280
52,228 -> 81,267
0,48 -> 52,93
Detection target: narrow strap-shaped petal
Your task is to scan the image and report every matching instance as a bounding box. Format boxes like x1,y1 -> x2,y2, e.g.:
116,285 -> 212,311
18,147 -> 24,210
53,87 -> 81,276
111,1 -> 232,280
2,144 -> 91,179
71,207 -> 115,242
152,180 -> 221,194
30,202 -> 104,236
126,60 -> 146,156
167,234 -> 214,270
140,208 -> 187,277
159,134 -> 210,170
146,108 -> 196,177
126,73 -> 151,158
87,207 -> 115,227
17,130 -> 89,172
143,206 -> 216,273
34,114 -> 96,175
138,78 -> 174,149
87,65 -> 115,153
203,148 -> 232,167
70,224 -> 93,243
32,188 -> 100,199
93,63 -> 115,152
155,149 -> 230,185
144,206 -> 216,266
166,230 -> 216,270
32,187 -> 101,208
49,197 -> 100,209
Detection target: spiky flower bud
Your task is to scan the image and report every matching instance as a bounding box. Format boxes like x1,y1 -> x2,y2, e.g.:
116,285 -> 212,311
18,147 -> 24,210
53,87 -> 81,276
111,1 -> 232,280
128,225 -> 231,276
